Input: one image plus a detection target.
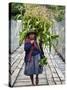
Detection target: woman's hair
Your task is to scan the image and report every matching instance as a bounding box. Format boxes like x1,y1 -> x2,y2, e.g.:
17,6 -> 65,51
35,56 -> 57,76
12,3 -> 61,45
25,33 -> 36,41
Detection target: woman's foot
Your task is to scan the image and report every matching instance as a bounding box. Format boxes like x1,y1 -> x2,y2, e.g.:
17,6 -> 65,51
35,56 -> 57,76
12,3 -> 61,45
32,83 -> 35,86
36,80 -> 39,85
30,75 -> 35,86
36,74 -> 39,85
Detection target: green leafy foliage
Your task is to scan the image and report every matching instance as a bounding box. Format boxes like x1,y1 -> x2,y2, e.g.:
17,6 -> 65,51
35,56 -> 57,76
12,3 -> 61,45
10,3 -> 25,20
21,17 -> 59,53
46,5 -> 65,22
19,5 -> 59,53
39,56 -> 48,66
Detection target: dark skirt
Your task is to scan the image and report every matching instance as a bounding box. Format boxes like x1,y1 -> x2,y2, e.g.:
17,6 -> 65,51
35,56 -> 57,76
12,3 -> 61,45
24,54 -> 43,76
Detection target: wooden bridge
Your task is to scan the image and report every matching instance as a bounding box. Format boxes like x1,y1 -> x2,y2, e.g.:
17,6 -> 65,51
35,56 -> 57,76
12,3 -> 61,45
9,44 -> 65,87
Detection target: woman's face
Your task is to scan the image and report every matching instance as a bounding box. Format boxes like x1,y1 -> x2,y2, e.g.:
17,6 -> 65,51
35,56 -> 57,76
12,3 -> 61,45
29,34 -> 35,40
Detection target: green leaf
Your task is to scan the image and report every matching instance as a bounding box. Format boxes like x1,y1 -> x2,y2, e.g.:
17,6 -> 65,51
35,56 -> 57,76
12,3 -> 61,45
39,56 -> 48,66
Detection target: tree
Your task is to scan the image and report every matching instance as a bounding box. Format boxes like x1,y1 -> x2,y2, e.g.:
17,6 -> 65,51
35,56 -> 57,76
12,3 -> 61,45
9,3 -> 25,20
46,5 -> 65,22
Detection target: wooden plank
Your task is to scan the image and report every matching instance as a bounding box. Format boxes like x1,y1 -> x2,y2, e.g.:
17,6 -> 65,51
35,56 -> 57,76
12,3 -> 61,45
11,56 -> 23,74
55,67 -> 64,81
45,65 -> 55,85
11,59 -> 23,86
11,54 -> 20,66
44,48 -> 65,85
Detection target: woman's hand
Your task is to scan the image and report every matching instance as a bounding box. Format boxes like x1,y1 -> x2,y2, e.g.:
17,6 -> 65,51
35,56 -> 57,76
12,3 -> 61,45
30,40 -> 34,44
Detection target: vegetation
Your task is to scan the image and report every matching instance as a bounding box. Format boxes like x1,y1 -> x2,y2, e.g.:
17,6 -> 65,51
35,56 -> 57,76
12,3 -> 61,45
46,5 -> 65,21
19,4 -> 60,51
10,3 -> 25,20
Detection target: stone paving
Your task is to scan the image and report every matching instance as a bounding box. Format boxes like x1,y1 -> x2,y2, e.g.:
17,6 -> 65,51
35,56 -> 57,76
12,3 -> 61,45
10,44 -> 65,87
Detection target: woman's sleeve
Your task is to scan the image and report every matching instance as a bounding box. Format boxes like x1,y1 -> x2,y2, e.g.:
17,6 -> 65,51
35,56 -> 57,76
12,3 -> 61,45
24,42 -> 32,51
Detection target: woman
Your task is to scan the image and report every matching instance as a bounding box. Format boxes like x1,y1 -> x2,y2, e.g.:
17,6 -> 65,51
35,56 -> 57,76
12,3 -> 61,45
24,31 -> 43,85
